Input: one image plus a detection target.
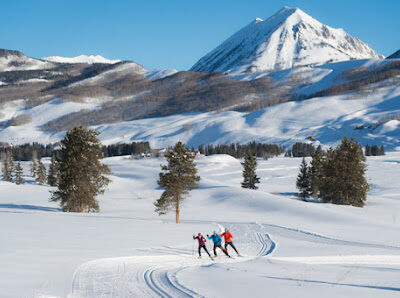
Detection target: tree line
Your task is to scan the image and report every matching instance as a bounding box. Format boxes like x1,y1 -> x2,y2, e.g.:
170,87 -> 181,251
0,141 -> 151,161
286,142 -> 385,158
197,142 -> 284,159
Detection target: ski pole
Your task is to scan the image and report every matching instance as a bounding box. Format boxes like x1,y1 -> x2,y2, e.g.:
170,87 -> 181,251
192,237 -> 195,257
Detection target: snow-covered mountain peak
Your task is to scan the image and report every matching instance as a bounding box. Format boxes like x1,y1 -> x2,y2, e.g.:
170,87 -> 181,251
191,7 -> 384,73
43,54 -> 121,64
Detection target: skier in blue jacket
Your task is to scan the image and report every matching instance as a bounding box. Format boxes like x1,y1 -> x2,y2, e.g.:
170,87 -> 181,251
207,231 -> 231,258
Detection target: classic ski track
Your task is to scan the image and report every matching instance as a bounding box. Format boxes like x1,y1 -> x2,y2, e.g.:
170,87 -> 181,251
141,224 -> 276,298
144,268 -> 174,298
143,221 -> 399,297
164,269 -> 202,298
71,220 -> 398,297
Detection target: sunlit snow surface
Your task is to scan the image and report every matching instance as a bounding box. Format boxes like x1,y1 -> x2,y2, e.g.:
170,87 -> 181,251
1,153 -> 400,297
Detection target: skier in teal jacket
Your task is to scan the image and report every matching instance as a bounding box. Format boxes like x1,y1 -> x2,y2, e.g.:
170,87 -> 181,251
207,231 -> 231,257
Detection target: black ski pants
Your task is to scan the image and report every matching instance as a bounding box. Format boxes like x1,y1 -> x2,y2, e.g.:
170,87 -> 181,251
198,245 -> 211,257
225,242 -> 239,254
213,244 -> 230,257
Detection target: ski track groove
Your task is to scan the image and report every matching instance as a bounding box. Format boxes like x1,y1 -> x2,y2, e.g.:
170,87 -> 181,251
144,268 -> 173,298
140,223 -> 275,298
164,269 -> 202,298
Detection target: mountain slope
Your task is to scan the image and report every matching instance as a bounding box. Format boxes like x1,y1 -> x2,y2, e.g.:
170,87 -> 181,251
1,61 -> 399,150
387,49 -> 400,59
0,49 -> 54,72
190,7 -> 383,73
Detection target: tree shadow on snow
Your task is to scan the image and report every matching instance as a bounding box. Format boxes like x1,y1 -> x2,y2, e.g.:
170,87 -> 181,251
0,204 -> 61,212
274,192 -> 323,204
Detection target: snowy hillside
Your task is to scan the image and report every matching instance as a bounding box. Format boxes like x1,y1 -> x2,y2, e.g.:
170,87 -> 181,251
0,49 -> 54,72
1,153 -> 400,297
1,58 -> 399,150
43,54 -> 121,64
191,7 -> 383,73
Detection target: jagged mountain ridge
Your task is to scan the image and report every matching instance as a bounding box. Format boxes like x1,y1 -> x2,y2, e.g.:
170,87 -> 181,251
43,55 -> 121,64
190,7 -> 383,73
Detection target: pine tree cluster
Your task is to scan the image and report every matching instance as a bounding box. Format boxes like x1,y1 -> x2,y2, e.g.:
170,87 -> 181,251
1,151 -> 26,185
365,144 -> 385,156
296,137 -> 369,207
0,142 -> 58,161
197,142 -> 284,159
2,151 -> 15,182
286,142 -> 315,157
29,153 -> 48,185
102,142 -> 151,157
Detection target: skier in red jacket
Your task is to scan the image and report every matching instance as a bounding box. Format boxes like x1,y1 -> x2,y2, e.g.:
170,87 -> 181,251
193,233 -> 213,260
220,228 -> 241,256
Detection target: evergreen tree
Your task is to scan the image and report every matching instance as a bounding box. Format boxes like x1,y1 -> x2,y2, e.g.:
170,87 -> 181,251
365,144 -> 371,156
154,141 -> 200,223
30,151 -> 38,178
318,148 -> 336,202
2,151 -> 14,182
310,145 -> 324,197
47,155 -> 60,186
320,137 -> 369,207
379,145 -> 385,155
241,151 -> 260,189
36,159 -> 47,185
50,126 -> 111,212
371,145 -> 379,156
14,161 -> 25,185
296,157 -> 311,200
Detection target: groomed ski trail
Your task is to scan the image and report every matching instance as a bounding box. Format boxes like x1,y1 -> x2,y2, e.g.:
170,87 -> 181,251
69,220 -> 400,297
69,223 -> 275,297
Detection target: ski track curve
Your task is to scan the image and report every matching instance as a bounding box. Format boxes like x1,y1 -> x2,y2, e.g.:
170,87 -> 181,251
70,222 -> 275,297
141,224 -> 276,298
72,219 -> 400,297
144,268 -> 173,298
259,222 -> 400,251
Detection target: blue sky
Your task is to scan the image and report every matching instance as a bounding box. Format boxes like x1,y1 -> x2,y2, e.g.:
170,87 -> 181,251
0,0 -> 398,70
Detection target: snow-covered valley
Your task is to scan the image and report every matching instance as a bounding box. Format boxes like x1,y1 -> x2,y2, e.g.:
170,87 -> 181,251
1,152 -> 400,297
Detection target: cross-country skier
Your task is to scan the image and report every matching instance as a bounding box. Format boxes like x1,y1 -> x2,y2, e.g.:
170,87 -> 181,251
220,228 -> 241,256
193,233 -> 213,260
207,231 -> 231,258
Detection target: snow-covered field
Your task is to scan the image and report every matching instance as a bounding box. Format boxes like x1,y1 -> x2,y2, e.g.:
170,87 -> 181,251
1,152 -> 400,297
